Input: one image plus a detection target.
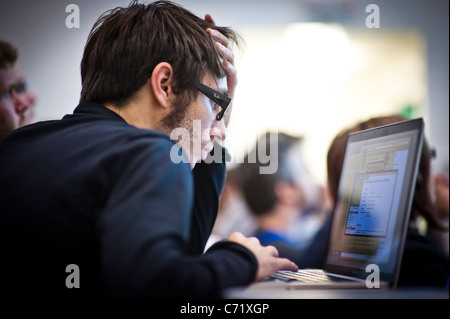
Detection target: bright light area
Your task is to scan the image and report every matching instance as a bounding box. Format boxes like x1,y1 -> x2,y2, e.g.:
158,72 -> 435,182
225,23 -> 426,185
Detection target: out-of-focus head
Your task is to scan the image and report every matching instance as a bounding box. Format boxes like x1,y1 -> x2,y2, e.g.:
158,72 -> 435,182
0,39 -> 36,140
326,114 -> 445,230
240,132 -> 306,216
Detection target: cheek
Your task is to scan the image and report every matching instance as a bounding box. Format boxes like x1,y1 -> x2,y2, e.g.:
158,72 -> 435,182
195,105 -> 215,135
427,167 -> 436,204
189,98 -> 217,148
0,102 -> 19,125
200,118 -> 214,146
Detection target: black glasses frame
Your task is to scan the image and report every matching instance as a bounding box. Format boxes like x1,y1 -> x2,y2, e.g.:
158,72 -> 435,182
196,82 -> 231,121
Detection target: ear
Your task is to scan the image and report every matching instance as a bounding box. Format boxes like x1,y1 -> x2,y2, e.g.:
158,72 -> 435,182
150,62 -> 173,109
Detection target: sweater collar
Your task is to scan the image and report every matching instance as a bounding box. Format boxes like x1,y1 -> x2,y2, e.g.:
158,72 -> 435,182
72,100 -> 126,123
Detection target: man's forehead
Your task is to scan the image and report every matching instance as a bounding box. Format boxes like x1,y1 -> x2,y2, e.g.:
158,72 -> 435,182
203,72 -> 228,94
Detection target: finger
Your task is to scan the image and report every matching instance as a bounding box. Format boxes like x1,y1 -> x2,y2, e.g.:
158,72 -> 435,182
227,231 -> 245,242
222,60 -> 237,80
223,60 -> 237,100
277,258 -> 299,272
207,28 -> 230,48
204,14 -> 215,25
265,245 -> 279,258
215,42 -> 234,64
223,60 -> 237,83
246,236 -> 261,246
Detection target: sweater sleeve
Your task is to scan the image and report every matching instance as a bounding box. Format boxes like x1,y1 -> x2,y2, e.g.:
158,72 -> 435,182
98,138 -> 256,298
188,143 -> 227,255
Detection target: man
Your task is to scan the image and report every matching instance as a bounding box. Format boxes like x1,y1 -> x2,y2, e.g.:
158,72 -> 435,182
0,39 -> 36,140
0,1 -> 296,298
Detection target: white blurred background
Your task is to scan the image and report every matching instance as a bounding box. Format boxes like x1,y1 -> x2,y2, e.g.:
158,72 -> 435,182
1,0 -> 448,186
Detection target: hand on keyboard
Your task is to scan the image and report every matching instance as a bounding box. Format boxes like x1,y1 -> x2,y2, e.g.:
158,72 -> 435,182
227,232 -> 298,281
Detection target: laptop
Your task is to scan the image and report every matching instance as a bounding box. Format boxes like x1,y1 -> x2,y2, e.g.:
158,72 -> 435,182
240,118 -> 424,292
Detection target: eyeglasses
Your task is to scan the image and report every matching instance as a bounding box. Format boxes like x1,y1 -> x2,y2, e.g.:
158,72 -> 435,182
196,82 -> 231,121
1,81 -> 27,101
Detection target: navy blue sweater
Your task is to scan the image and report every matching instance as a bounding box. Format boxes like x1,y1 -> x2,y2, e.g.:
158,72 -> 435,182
0,101 -> 256,298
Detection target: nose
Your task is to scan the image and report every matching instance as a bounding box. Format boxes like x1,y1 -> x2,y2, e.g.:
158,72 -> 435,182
13,92 -> 29,116
210,117 -> 227,143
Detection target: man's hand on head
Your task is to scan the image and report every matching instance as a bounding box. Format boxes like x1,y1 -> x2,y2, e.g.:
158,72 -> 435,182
205,14 -> 237,127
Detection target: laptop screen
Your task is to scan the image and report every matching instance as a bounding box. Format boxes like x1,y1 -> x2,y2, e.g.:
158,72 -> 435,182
324,118 -> 424,285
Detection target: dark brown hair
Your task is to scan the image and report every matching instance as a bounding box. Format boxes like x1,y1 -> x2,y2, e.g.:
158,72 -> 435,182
239,132 -> 302,216
327,115 -> 446,231
327,115 -> 408,203
0,40 -> 18,69
80,0 -> 240,108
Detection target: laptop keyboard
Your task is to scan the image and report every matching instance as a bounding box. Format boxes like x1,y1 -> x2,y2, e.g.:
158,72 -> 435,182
269,270 -> 356,283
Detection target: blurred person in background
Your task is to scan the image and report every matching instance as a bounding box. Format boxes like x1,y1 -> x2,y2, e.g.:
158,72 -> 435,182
0,39 -> 36,141
304,114 -> 449,287
230,131 -> 331,265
